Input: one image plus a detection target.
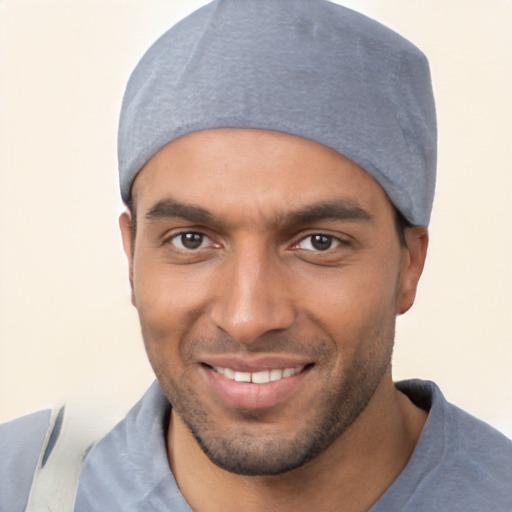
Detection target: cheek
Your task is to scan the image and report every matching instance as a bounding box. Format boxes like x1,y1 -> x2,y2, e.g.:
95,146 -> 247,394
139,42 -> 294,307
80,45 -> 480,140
298,259 -> 399,319
132,261 -> 214,367
294,260 -> 400,358
134,254 -> 212,320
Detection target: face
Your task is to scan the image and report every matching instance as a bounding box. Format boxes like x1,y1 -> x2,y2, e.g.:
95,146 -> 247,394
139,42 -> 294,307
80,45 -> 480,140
121,129 -> 426,476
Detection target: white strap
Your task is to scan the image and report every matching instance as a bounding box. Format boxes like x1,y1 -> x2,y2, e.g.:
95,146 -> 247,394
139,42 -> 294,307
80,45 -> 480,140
25,403 -> 105,512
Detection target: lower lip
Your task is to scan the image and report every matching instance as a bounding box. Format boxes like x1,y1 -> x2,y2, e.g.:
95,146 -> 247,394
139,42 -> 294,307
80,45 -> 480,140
202,365 -> 311,410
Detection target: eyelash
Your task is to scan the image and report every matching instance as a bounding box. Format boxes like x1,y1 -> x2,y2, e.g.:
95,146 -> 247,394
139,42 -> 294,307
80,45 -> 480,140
167,231 -> 214,251
294,233 -> 347,252
165,230 -> 349,253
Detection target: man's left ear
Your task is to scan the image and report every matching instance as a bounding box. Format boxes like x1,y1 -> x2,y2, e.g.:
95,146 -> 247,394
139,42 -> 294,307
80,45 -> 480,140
397,227 -> 429,315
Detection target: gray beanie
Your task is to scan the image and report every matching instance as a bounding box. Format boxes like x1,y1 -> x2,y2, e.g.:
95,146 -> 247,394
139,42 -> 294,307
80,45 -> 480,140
118,0 -> 436,226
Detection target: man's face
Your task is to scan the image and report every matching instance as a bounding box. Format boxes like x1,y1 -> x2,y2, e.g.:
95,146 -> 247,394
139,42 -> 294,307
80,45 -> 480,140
121,129 -> 425,476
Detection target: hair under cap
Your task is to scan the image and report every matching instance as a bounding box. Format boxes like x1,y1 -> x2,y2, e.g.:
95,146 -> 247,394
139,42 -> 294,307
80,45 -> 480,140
118,0 -> 436,226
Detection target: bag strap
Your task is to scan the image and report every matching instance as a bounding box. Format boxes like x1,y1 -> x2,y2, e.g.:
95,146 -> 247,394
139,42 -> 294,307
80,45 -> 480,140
25,403 -> 103,512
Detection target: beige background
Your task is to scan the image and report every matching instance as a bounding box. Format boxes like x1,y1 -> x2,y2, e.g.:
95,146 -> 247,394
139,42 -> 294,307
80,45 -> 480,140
1,0 -> 511,437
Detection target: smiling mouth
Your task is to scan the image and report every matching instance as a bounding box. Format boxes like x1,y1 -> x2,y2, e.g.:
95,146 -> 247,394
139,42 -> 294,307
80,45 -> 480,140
202,362 -> 314,409
209,365 -> 308,384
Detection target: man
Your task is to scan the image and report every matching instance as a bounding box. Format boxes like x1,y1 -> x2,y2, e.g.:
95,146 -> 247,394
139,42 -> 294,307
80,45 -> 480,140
1,0 -> 511,510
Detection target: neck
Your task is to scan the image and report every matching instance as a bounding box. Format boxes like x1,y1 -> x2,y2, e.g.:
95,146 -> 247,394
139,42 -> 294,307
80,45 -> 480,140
167,376 -> 427,512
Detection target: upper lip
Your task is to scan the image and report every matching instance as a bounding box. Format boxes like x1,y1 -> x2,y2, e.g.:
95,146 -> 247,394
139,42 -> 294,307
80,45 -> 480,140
199,354 -> 313,373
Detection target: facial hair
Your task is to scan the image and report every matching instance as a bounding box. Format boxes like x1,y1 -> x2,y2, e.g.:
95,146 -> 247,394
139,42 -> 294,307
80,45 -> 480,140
151,316 -> 395,477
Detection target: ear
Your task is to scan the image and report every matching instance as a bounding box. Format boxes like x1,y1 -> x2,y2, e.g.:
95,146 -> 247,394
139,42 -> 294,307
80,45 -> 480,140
119,210 -> 136,306
396,227 -> 429,315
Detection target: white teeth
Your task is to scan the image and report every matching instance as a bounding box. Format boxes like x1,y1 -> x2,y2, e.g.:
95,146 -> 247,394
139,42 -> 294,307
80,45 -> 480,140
251,370 -> 270,384
213,366 -> 303,383
270,369 -> 283,381
234,371 -> 251,382
224,368 -> 235,379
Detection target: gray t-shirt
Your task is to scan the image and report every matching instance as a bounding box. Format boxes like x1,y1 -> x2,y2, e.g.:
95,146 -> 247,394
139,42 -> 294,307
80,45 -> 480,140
1,379 -> 511,511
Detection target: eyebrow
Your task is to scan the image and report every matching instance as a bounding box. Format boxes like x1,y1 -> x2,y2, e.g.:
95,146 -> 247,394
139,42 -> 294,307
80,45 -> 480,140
145,198 -> 214,224
144,197 -> 372,228
283,200 -> 372,226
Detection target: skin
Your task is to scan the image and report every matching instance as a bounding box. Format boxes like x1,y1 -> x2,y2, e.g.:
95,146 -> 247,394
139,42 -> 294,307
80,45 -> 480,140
120,128 -> 429,512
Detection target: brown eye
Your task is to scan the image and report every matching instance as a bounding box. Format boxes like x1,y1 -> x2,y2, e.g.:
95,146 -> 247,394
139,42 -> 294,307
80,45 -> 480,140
297,234 -> 339,251
311,235 -> 333,251
171,232 -> 207,250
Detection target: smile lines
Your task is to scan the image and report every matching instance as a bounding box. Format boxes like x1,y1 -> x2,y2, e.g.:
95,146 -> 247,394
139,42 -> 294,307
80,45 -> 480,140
212,366 -> 304,384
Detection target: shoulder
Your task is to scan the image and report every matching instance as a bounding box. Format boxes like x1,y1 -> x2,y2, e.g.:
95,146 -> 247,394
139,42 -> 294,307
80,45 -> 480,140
401,379 -> 512,470
0,409 -> 51,512
75,381 -> 188,511
391,380 -> 512,511
441,394 -> 512,498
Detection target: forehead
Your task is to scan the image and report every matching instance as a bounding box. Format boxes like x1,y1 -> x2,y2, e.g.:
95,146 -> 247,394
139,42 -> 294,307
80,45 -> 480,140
131,129 -> 395,223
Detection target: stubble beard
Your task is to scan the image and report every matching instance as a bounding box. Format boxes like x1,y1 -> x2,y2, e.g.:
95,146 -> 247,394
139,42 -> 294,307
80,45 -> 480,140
190,349 -> 391,476
151,320 -> 395,477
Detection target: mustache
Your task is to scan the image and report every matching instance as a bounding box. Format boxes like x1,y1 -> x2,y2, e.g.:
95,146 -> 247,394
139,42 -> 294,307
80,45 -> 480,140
182,331 -> 333,360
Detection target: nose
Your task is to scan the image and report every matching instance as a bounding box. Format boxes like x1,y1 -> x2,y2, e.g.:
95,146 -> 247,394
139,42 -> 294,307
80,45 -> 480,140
208,246 -> 295,344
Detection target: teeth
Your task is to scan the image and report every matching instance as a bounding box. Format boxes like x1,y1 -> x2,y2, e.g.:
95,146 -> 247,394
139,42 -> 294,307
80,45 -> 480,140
224,368 -> 235,379
213,366 -> 303,383
234,371 -> 251,382
251,370 -> 270,383
270,369 -> 283,381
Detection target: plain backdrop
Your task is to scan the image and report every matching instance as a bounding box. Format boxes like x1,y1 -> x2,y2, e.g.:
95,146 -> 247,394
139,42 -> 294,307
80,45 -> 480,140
1,0 -> 511,438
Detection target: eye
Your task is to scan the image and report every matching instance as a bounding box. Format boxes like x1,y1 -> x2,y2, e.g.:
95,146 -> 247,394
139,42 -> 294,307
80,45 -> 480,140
170,232 -> 211,250
296,234 -> 342,251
